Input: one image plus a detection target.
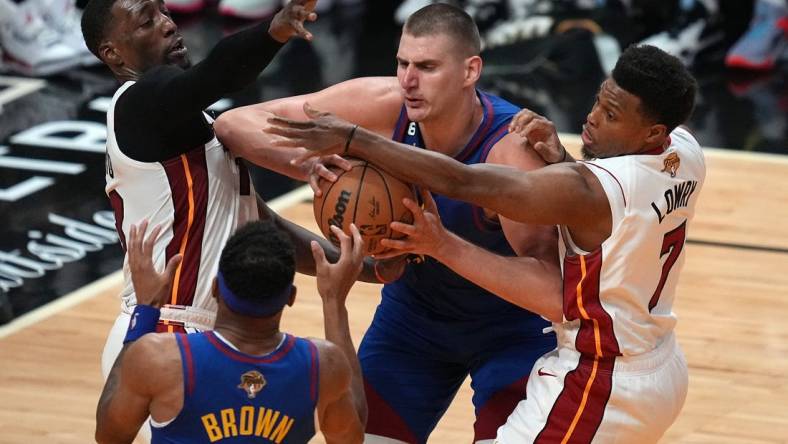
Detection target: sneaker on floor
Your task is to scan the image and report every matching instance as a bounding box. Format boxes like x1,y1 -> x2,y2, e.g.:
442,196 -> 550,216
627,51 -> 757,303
218,0 -> 278,20
725,0 -> 788,70
32,0 -> 99,66
165,0 -> 207,14
639,0 -> 724,66
0,0 -> 81,76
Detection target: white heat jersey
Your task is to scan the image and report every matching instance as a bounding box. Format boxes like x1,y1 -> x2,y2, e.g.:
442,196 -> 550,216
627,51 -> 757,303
556,127 -> 705,357
105,81 -> 259,318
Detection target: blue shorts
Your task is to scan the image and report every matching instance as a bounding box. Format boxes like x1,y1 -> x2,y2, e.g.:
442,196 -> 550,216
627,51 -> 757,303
359,296 -> 556,443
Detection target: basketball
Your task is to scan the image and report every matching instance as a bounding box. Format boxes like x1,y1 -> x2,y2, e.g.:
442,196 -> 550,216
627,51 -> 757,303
314,157 -> 416,255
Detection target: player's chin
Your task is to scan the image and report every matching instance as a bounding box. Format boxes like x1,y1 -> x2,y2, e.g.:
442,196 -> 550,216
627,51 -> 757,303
168,53 -> 192,69
404,106 -> 428,122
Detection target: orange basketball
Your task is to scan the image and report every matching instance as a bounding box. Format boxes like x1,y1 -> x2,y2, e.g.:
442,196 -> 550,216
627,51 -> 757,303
314,157 -> 416,256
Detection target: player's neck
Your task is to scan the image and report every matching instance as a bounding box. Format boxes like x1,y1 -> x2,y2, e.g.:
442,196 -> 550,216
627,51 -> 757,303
421,90 -> 483,158
213,316 -> 284,356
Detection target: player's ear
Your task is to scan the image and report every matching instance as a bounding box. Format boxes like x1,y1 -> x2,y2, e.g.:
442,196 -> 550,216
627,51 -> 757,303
99,41 -> 122,67
464,55 -> 482,86
287,286 -> 296,307
644,123 -> 668,147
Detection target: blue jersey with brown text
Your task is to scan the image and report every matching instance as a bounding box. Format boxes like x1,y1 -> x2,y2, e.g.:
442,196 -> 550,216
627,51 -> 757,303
151,332 -> 318,444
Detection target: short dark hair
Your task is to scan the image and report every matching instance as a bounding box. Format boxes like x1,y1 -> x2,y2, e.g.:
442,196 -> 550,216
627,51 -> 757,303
218,220 -> 296,304
612,44 -> 697,132
81,0 -> 120,59
404,3 -> 481,57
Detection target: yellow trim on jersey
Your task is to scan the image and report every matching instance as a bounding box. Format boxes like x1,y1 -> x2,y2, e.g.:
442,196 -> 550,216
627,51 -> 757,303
169,154 -> 196,306
561,254 -> 603,443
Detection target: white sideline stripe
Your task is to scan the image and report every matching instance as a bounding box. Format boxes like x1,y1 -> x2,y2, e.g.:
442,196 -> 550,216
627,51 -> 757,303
0,184 -> 313,339
0,270 -> 122,339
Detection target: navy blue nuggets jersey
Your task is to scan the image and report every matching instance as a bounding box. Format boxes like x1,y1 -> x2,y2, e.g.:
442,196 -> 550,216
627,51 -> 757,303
151,332 -> 318,444
386,91 -> 548,327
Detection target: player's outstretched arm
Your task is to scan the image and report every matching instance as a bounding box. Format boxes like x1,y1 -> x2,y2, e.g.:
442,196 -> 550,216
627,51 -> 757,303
125,0 -> 317,132
265,105 -> 610,232
214,77 -> 401,192
312,225 -> 367,442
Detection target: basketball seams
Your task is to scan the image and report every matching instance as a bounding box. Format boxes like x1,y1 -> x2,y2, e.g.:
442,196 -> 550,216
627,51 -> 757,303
375,166 -> 395,243
317,163 -> 364,240
351,161 -> 369,246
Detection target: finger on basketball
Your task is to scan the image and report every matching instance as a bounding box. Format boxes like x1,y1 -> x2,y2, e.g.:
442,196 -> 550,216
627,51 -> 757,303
309,173 -> 322,197
324,154 -> 352,171
372,248 -> 407,259
418,188 -> 438,213
401,198 -> 423,222
330,225 -> 351,257
316,164 -> 337,182
389,221 -> 416,236
349,223 -> 364,260
379,238 -> 411,252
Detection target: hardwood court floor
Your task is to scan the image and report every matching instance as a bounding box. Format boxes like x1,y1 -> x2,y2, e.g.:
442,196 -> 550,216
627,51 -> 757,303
1,141 -> 787,443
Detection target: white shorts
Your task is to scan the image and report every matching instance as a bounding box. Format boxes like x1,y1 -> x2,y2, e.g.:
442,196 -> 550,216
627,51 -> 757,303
496,334 -> 687,444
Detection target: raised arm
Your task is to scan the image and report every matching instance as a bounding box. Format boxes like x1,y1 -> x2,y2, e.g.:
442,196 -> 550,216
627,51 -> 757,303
96,221 -> 183,443
126,1 -> 317,124
214,77 -> 402,181
311,225 -> 368,443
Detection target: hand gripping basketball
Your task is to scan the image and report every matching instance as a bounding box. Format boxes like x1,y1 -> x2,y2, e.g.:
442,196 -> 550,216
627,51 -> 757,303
313,157 -> 416,256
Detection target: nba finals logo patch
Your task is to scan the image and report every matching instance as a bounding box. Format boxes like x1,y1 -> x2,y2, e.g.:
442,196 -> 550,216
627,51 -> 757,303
238,371 -> 266,399
661,152 -> 681,177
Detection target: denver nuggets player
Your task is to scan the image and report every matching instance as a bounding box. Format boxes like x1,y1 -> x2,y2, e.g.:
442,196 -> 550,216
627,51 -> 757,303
265,44 -> 704,443
96,220 -> 367,443
216,5 -> 557,442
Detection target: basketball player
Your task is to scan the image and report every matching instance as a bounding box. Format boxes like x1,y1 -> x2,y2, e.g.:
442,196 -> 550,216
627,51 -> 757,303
79,0 -> 385,382
96,219 -> 366,444
214,4 -> 558,443
265,44 -> 704,442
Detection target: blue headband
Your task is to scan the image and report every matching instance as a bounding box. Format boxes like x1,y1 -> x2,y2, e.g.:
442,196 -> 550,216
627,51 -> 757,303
216,271 -> 293,318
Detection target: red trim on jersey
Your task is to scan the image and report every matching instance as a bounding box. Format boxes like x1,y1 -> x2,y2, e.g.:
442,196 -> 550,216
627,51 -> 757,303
364,380 -> 419,443
474,375 -> 529,441
580,162 -> 627,207
161,147 -> 209,307
455,93 -> 494,163
177,333 -> 196,396
392,106 -> 409,142
205,332 -> 297,364
563,249 -> 621,358
479,124 -> 510,163
108,190 -> 127,251
308,340 -> 319,404
534,356 -> 614,443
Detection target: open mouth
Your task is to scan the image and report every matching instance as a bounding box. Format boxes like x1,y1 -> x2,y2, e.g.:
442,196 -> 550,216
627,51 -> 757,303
169,38 -> 187,56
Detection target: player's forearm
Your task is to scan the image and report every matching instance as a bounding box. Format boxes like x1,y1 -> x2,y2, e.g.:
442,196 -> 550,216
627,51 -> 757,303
348,127 -> 475,198
215,109 -> 311,181
433,231 -> 564,322
322,302 -> 367,425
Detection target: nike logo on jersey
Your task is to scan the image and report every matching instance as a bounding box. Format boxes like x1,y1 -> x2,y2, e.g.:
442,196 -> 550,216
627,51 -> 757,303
537,367 -> 556,377
651,180 -> 698,223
